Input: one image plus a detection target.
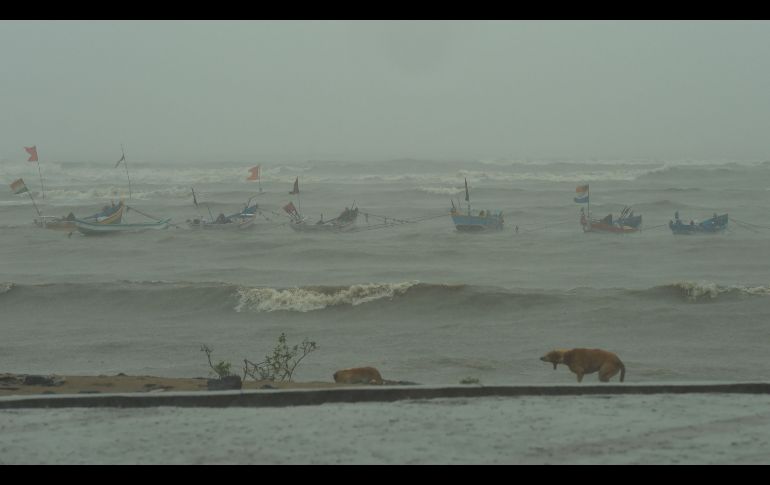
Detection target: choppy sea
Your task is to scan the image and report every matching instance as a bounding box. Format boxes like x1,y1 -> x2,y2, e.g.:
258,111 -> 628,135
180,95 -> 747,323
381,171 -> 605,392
2,158 -> 770,384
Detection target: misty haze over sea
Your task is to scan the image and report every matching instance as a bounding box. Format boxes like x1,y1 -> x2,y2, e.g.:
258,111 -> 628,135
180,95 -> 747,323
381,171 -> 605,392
2,157 -> 770,384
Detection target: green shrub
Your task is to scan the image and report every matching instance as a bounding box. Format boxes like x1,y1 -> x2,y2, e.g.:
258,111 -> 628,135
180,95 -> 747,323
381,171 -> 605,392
243,333 -> 317,382
200,344 -> 234,378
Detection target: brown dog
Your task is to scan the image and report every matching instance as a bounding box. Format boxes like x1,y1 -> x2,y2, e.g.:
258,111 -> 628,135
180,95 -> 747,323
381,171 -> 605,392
540,348 -> 625,382
333,367 -> 384,385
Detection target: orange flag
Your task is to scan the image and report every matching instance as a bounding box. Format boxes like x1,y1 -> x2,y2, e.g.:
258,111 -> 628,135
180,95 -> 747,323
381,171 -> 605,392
24,146 -> 38,162
247,165 -> 261,181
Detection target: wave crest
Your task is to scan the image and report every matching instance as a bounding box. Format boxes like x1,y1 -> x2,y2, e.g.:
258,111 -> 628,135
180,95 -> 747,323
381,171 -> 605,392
417,186 -> 464,195
235,281 -> 420,313
660,281 -> 770,302
43,186 -> 192,201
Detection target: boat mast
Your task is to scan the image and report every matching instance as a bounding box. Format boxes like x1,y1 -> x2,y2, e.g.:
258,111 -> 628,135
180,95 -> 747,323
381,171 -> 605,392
120,144 -> 133,200
25,146 -> 45,200
36,162 -> 45,200
27,190 -> 42,217
587,185 -> 590,221
464,178 -> 471,215
296,177 -> 301,216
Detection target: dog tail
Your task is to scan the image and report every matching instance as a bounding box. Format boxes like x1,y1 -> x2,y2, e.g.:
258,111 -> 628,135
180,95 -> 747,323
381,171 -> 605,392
619,361 -> 626,382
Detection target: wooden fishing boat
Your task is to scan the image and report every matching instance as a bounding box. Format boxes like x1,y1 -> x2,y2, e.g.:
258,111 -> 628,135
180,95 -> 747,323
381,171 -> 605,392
9,177 -> 125,231
287,206 -> 359,233
188,211 -> 257,230
450,179 -> 503,232
282,177 -> 358,233
187,190 -> 259,230
188,203 -> 258,230
74,204 -> 169,235
580,207 -> 641,234
74,217 -> 171,235
450,209 -> 504,232
574,184 -> 641,234
580,214 -> 639,233
669,212 -> 728,235
35,201 -> 125,231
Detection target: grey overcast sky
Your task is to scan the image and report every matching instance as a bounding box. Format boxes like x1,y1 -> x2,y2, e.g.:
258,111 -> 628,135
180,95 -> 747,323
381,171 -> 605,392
1,20 -> 769,163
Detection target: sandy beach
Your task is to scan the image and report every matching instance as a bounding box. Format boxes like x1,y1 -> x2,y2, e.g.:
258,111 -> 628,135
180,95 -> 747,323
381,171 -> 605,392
0,373 -> 345,397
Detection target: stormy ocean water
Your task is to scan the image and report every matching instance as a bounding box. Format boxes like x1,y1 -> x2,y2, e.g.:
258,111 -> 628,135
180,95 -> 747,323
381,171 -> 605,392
2,158 -> 770,385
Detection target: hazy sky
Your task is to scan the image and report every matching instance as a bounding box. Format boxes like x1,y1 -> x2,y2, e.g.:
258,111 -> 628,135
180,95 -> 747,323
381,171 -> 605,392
2,20 -> 769,163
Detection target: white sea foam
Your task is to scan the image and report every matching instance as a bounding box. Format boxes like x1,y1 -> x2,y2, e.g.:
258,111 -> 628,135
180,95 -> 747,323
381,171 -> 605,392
0,160 -> 676,191
730,284 -> 770,296
234,281 -> 419,313
672,280 -> 770,301
453,168 -> 662,183
417,186 -> 464,195
42,186 -> 193,201
674,280 -> 721,300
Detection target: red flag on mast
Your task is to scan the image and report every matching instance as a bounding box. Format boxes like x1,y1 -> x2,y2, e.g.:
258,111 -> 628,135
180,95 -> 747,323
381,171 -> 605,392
247,165 -> 261,181
24,146 -> 38,162
289,177 -> 299,195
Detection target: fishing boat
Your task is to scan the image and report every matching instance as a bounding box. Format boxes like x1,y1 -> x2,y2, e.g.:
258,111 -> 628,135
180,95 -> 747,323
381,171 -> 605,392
9,177 -> 124,231
669,211 -> 728,235
35,201 -> 125,231
74,218 -> 171,235
580,206 -> 642,234
284,203 -> 359,232
282,176 -> 359,232
187,190 -> 259,230
188,206 -> 258,230
74,205 -> 170,235
574,185 -> 640,234
449,179 -> 503,232
34,202 -> 124,231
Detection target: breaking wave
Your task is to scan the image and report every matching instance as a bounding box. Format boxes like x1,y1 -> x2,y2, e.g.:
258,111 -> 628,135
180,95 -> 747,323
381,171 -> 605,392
417,186 -> 465,195
234,281 -> 420,313
3,280 -> 769,318
42,186 -> 194,202
650,281 -> 770,302
0,282 -> 14,295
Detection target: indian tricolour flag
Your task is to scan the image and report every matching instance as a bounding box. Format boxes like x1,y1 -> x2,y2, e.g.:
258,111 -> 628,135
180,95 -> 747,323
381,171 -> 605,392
574,184 -> 589,203
10,178 -> 29,195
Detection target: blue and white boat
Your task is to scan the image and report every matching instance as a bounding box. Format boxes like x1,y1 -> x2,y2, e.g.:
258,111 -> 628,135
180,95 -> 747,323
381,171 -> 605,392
74,204 -> 171,235
669,212 -> 728,235
450,179 -> 503,232
187,190 -> 259,230
74,218 -> 171,235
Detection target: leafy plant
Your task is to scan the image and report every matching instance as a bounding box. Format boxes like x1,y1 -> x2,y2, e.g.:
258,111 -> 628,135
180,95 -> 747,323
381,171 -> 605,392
243,333 -> 317,383
200,344 -> 234,378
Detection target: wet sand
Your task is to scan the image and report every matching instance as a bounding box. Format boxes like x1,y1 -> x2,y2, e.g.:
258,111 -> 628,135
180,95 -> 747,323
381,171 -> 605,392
0,373 -> 343,397
1,392 -> 769,464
